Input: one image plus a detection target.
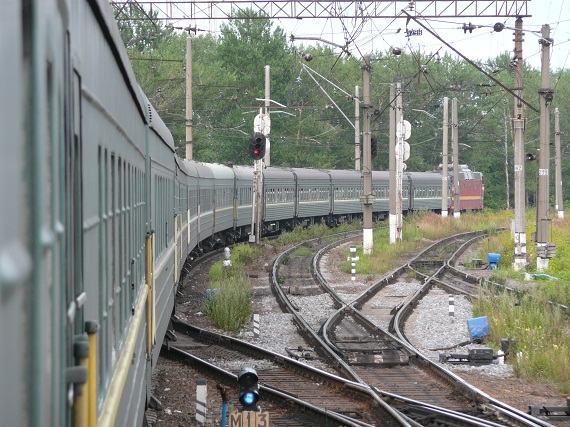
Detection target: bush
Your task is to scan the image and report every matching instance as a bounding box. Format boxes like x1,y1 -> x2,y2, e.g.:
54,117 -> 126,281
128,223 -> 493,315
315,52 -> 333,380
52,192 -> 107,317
203,272 -> 253,333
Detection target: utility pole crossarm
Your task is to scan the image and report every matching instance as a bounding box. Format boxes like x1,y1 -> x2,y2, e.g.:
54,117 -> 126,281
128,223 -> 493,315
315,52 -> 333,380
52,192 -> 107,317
112,1 -> 530,21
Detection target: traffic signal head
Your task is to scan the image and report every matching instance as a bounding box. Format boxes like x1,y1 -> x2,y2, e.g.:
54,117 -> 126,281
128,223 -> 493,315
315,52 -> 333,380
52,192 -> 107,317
371,135 -> 378,159
249,132 -> 266,160
237,367 -> 259,410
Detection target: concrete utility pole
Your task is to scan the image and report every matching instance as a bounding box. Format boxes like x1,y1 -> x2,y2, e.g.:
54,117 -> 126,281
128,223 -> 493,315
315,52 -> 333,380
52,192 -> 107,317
441,97 -> 449,217
264,65 -> 271,167
354,86 -> 360,171
250,67 -> 271,244
185,36 -> 193,159
389,84 -> 397,243
536,25 -> 555,270
503,104 -> 511,209
554,108 -> 564,219
395,82 -> 404,241
361,56 -> 374,254
512,17 -> 527,270
451,98 -> 460,218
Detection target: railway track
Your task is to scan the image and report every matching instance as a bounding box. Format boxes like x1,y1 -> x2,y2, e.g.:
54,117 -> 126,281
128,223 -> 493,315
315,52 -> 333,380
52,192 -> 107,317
270,230 -> 555,427
158,229 -> 560,427
166,320 -> 407,426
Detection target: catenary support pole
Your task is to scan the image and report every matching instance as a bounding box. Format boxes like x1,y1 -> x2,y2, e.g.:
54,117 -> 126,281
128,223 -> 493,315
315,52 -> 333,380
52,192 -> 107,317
264,65 -> 271,167
554,108 -> 564,219
441,97 -> 449,217
536,25 -> 554,270
513,17 -> 527,270
395,82 -> 403,240
452,98 -> 460,218
361,56 -> 374,254
185,36 -> 193,159
389,83 -> 397,243
355,85 -> 360,171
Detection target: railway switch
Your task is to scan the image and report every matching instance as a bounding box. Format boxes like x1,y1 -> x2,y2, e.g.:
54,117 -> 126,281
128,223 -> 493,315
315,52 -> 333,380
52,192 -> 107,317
528,397 -> 570,421
439,347 -> 495,365
238,367 -> 260,411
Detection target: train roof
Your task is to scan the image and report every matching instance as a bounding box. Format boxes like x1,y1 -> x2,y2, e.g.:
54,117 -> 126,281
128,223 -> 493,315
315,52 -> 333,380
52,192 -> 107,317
92,0 -> 148,122
263,166 -> 296,180
327,169 -> 362,179
230,165 -> 254,180
193,162 -> 215,179
206,163 -> 236,180
407,171 -> 445,184
144,97 -> 175,151
371,170 -> 390,180
288,167 -> 330,180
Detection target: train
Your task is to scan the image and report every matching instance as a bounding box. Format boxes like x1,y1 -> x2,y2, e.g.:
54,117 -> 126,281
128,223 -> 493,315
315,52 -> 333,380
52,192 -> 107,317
0,0 -> 483,426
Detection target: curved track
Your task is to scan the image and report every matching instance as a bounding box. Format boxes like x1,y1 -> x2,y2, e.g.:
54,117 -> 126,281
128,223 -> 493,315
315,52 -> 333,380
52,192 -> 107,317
271,230 -> 555,427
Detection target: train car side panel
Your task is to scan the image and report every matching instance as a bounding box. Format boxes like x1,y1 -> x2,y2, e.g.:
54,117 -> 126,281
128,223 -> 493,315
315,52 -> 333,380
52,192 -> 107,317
263,167 -> 296,223
291,168 -> 331,222
329,169 -> 364,215
233,165 -> 255,229
1,2 -> 28,426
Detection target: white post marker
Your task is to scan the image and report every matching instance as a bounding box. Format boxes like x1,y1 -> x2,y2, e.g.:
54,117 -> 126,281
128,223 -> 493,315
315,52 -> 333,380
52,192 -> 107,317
448,295 -> 455,317
348,246 -> 358,281
223,247 -> 232,268
196,379 -> 207,424
253,312 -> 260,338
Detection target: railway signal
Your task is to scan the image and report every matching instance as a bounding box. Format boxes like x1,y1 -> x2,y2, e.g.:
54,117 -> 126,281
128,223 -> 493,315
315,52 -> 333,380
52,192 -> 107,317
248,132 -> 266,160
526,153 -> 537,161
371,135 -> 378,159
237,367 -> 259,411
360,134 -> 378,159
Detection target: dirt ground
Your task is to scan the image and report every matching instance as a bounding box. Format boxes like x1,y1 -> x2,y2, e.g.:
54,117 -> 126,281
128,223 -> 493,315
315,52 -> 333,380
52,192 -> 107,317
149,242 -> 570,427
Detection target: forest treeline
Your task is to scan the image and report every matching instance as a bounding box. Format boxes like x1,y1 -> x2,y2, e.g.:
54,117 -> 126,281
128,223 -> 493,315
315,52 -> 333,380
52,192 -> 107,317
117,5 -> 569,211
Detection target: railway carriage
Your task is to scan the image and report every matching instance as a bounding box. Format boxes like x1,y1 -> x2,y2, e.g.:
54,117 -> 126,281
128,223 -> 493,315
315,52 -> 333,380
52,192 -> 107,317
329,169 -> 364,223
174,156 -> 191,271
372,171 -> 391,214
180,159 -> 201,256
263,166 -> 297,231
3,1 -> 484,426
232,165 -> 256,231
1,3 -> 28,427
194,162 -> 215,248
408,171 -> 446,211
291,168 -> 333,225
209,163 -> 238,239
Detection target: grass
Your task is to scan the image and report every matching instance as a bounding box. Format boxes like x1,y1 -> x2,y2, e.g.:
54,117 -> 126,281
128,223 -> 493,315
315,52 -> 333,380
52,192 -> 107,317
293,247 -> 312,256
473,289 -> 570,393
470,212 -> 570,393
338,210 -> 510,275
331,208 -> 570,392
271,221 -> 361,247
204,270 -> 253,333
204,242 -> 262,332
